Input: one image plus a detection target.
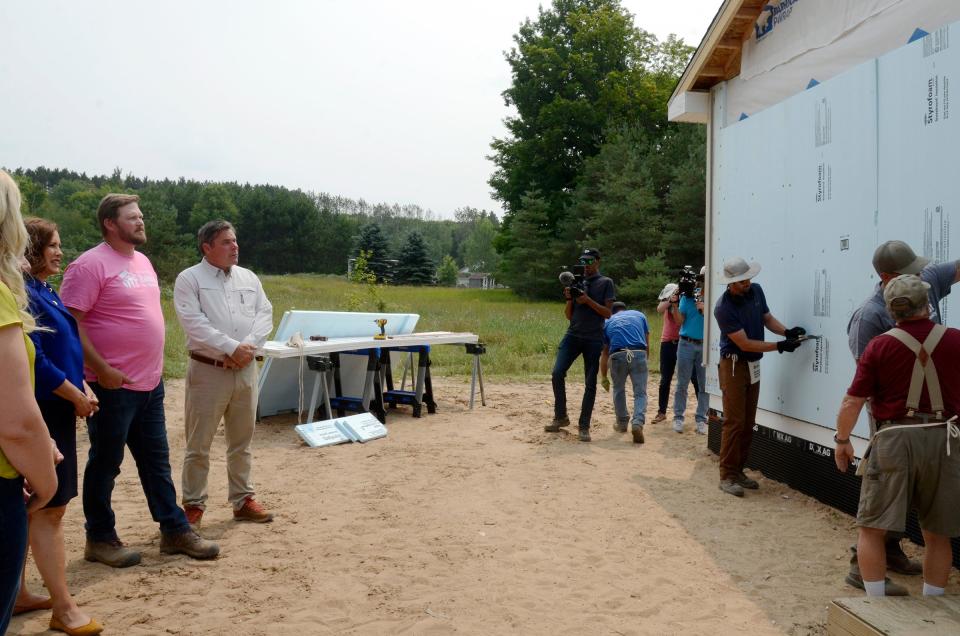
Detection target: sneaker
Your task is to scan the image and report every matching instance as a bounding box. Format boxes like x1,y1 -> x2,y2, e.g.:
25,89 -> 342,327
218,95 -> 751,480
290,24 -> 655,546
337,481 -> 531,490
673,420 -> 684,434
734,472 -> 759,490
614,418 -> 628,433
886,543 -> 923,575
84,538 -> 141,568
631,426 -> 644,444
160,530 -> 220,559
184,505 -> 204,530
651,412 -> 666,424
718,478 -> 744,497
234,497 -> 274,523
578,428 -> 591,442
844,572 -> 909,596
696,423 -> 707,435
544,415 -> 570,432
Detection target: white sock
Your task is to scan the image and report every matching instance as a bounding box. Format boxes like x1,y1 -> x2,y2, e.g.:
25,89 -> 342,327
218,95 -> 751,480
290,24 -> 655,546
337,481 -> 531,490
922,582 -> 945,596
863,579 -> 886,597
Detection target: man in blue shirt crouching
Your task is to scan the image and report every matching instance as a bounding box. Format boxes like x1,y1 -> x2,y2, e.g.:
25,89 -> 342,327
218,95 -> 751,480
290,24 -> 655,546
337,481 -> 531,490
600,302 -> 650,444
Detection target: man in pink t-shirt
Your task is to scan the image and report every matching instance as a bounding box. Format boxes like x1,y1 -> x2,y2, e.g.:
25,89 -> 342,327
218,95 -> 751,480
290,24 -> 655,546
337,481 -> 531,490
61,193 -> 219,567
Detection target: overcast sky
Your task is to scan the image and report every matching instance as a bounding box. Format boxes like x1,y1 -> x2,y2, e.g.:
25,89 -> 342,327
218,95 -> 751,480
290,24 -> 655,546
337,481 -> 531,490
0,1 -> 719,218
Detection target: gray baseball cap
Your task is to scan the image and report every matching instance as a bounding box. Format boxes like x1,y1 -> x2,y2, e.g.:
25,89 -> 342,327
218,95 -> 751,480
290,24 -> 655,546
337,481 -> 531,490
872,240 -> 928,275
883,274 -> 930,308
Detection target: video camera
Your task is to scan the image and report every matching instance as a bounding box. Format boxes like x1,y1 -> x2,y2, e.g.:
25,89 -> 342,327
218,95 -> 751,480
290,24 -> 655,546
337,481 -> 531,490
677,265 -> 699,299
559,265 -> 586,299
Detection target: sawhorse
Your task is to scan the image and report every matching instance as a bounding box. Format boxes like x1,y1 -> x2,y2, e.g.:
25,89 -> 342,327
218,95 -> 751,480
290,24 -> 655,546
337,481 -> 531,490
380,346 -> 436,417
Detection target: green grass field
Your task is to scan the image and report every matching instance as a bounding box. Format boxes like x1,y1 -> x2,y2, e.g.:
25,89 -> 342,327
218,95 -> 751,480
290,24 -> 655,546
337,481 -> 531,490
161,275 -> 665,380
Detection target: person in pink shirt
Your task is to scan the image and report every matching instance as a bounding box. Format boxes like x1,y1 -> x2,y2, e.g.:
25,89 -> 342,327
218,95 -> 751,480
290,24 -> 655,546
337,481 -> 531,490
60,193 -> 219,567
653,282 -> 698,423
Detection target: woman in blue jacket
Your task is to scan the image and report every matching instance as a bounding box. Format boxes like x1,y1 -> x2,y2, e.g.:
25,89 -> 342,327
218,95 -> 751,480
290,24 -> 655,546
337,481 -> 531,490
16,218 -> 102,635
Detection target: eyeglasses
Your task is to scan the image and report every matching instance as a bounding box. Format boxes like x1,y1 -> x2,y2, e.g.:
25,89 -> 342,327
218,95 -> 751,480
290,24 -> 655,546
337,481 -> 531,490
579,258 -> 596,265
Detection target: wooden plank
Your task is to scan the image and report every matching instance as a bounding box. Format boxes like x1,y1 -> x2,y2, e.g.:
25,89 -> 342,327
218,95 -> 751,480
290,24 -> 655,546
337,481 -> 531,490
828,602 -> 883,636
829,597 -> 960,636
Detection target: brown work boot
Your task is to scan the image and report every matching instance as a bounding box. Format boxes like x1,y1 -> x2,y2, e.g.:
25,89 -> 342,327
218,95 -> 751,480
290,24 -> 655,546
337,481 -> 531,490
84,538 -> 141,568
234,496 -> 274,523
160,530 -> 220,559
718,478 -> 744,497
886,541 -> 923,575
544,415 -> 570,432
631,425 -> 645,444
184,505 -> 203,530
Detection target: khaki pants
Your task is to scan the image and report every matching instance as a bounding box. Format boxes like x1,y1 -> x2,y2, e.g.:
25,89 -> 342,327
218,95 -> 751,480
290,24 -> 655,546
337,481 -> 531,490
718,357 -> 760,480
182,359 -> 258,510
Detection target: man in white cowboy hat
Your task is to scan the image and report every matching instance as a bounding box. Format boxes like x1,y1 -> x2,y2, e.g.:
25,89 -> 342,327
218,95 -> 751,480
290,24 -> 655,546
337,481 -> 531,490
835,274 -> 960,598
713,256 -> 804,497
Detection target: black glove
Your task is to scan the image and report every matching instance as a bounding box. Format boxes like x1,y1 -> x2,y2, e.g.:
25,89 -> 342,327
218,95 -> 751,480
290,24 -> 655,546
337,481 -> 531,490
784,326 -> 806,339
777,339 -> 801,353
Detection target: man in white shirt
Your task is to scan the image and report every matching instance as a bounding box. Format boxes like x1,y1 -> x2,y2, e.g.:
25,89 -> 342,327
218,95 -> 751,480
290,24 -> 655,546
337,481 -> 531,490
174,220 -> 274,528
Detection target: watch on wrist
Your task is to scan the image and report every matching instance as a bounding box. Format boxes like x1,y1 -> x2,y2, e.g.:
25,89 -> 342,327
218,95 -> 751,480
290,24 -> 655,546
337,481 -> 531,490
833,433 -> 851,444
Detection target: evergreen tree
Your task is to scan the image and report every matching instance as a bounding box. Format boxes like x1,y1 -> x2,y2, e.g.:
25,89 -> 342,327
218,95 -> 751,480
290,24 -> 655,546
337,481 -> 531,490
354,223 -> 393,282
497,192 -> 574,298
394,231 -> 435,286
436,255 -> 459,286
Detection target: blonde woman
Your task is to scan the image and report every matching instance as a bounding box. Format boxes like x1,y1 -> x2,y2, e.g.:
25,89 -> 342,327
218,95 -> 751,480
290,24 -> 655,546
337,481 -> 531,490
0,171 -> 94,635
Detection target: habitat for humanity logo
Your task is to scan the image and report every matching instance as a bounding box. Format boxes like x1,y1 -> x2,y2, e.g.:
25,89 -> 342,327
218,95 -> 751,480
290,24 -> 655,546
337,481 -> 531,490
755,0 -> 801,41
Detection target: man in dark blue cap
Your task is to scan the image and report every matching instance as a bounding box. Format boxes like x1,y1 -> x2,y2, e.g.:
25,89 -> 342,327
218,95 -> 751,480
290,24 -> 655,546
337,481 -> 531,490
545,248 -> 615,442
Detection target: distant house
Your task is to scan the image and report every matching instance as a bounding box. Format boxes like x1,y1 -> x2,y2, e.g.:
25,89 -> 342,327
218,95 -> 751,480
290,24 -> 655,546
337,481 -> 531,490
456,269 -> 496,289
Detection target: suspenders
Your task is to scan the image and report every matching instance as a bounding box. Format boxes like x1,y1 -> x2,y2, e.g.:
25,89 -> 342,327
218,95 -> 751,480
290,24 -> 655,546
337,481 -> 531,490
884,324 -> 948,419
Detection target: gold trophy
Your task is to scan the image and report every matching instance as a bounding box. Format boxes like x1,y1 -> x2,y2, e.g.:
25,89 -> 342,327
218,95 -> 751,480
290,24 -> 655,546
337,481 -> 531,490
374,318 -> 388,340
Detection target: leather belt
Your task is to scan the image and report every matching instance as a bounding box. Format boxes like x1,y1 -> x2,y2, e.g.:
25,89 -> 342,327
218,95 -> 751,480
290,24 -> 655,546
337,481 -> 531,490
189,352 -> 229,368
680,335 -> 702,343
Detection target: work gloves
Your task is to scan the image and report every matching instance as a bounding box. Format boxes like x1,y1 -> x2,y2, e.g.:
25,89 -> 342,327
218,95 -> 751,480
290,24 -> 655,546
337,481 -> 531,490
777,339 -> 802,353
784,326 -> 806,339
777,326 -> 806,353
600,375 -> 610,392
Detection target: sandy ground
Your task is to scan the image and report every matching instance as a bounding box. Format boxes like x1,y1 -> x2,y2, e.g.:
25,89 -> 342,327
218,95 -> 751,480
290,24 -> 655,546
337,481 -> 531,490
10,376 -> 953,636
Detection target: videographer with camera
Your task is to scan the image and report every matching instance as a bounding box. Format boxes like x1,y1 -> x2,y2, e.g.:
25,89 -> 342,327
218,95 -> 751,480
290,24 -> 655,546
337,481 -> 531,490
653,283 -> 700,424
714,257 -> 805,497
668,266 -> 709,435
545,248 -> 615,442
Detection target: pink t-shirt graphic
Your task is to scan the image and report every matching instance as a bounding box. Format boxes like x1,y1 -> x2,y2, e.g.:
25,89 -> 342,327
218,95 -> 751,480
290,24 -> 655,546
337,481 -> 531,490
60,242 -> 165,391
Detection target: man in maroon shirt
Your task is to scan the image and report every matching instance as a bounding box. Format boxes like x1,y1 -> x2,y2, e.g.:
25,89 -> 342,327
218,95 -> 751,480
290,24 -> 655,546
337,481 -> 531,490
835,275 -> 960,597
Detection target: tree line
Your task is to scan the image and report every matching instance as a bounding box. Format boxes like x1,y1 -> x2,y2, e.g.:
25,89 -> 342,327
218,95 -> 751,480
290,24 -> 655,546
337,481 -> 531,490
489,0 -> 705,302
9,0 -> 704,302
8,166 -> 501,285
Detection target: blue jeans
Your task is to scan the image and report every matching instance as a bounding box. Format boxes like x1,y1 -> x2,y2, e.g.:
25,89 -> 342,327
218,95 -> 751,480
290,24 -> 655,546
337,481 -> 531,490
673,339 -> 708,426
83,381 -> 190,541
552,334 -> 604,429
657,339 -> 699,415
609,350 -> 648,426
0,476 -> 27,634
